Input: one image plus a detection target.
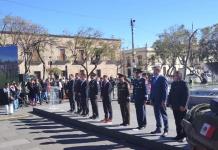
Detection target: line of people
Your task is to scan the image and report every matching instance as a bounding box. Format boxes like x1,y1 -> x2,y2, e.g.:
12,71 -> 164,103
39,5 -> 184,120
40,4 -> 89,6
65,65 -> 189,142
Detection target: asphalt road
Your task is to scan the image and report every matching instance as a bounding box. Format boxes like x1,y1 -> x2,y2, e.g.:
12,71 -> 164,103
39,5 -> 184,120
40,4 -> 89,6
0,110 -> 146,150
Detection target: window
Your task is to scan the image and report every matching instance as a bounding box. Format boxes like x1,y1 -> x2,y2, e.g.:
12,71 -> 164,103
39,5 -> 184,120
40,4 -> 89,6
137,55 -> 143,66
32,51 -> 40,62
126,56 -> 131,67
96,69 -> 101,77
80,70 -> 85,75
59,48 -> 66,61
34,71 -> 41,79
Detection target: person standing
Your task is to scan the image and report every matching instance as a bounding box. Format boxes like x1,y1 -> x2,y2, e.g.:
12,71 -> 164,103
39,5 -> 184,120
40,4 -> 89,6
132,69 -> 147,130
109,76 -> 116,99
168,71 -> 189,142
80,73 -> 89,116
66,74 -> 75,112
150,65 -> 169,137
1,83 -> 14,114
117,73 -> 130,126
74,73 -> 82,114
89,73 -> 99,119
100,75 -> 113,123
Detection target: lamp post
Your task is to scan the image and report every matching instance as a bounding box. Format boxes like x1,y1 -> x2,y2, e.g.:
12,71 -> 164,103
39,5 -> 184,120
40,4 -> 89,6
49,56 -> 52,78
130,18 -> 136,76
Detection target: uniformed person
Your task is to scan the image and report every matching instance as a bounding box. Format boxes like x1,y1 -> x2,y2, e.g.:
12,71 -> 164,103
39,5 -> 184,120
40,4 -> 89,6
80,73 -> 89,116
89,73 -> 99,119
100,75 -> 113,123
74,73 -> 82,114
132,69 -> 147,130
117,73 -> 130,126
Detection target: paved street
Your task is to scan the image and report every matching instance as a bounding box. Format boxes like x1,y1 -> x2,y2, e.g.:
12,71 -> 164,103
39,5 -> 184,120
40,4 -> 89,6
33,101 -> 189,150
0,107 -> 145,150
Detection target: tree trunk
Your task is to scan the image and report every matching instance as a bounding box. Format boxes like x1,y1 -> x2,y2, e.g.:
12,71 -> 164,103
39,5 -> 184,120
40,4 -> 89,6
36,48 -> 46,79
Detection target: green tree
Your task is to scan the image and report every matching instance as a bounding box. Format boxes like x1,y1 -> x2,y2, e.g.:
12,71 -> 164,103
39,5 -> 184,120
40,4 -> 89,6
152,25 -> 190,75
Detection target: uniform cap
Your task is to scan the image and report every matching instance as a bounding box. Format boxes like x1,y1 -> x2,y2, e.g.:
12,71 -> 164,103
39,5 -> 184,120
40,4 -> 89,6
134,68 -> 143,74
117,73 -> 125,78
90,73 -> 96,77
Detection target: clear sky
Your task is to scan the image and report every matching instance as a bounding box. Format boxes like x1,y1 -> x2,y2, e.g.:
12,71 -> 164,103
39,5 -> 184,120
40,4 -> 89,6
0,0 -> 217,49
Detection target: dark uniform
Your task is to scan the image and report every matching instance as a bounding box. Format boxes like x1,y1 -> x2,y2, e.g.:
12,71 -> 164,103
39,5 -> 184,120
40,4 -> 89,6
66,79 -> 75,112
89,78 -> 99,119
117,78 -> 130,125
132,77 -> 147,129
74,78 -> 82,113
101,80 -> 113,120
80,80 -> 89,116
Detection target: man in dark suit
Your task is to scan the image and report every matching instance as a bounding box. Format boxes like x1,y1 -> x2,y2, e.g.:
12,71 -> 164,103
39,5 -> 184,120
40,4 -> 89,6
100,75 -> 113,123
150,65 -> 169,137
168,71 -> 189,142
89,73 -> 99,119
80,73 -> 89,117
74,73 -> 82,114
66,74 -> 75,112
132,69 -> 147,130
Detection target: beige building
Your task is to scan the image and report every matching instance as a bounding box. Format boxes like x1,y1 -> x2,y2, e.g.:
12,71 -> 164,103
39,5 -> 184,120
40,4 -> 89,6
2,32 -> 121,79
122,47 -> 184,76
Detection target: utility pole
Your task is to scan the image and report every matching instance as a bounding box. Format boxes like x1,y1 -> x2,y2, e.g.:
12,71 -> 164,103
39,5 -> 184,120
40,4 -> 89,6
130,18 -> 136,76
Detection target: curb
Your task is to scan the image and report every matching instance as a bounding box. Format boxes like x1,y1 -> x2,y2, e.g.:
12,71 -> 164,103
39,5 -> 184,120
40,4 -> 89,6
33,108 -> 183,150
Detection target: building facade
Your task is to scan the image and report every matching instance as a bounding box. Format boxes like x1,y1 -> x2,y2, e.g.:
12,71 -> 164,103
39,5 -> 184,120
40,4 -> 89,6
1,32 -> 121,79
122,47 -> 184,77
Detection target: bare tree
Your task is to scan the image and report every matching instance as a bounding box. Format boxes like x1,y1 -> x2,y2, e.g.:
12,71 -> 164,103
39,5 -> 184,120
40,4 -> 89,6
0,16 -> 55,77
66,27 -> 117,79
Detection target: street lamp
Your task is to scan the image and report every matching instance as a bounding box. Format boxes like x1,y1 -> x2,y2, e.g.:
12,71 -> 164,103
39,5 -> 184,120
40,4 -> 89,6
130,18 -> 136,76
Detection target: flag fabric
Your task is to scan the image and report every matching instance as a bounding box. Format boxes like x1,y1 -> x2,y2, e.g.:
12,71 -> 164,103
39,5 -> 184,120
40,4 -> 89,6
200,123 -> 216,139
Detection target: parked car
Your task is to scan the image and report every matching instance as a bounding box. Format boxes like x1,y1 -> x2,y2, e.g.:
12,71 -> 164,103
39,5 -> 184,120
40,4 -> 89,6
187,87 -> 218,109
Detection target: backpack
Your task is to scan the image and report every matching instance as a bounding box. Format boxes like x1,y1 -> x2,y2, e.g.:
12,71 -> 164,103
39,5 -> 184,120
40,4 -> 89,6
182,101 -> 218,150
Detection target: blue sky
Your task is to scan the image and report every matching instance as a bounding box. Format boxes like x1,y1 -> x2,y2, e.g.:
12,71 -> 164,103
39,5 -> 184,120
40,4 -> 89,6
0,0 -> 218,49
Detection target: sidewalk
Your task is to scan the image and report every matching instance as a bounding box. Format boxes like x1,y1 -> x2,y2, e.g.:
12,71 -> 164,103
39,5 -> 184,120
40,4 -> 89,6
33,101 -> 189,150
0,106 -> 33,121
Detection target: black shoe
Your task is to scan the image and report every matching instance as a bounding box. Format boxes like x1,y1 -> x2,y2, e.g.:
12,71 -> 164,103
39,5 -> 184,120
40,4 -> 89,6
120,123 -> 125,126
89,116 -> 95,119
178,137 -> 186,142
173,136 -> 186,142
161,131 -> 168,137
93,116 -> 99,120
150,129 -> 161,134
172,136 -> 180,140
123,123 -> 129,126
133,126 -> 145,131
67,109 -> 73,112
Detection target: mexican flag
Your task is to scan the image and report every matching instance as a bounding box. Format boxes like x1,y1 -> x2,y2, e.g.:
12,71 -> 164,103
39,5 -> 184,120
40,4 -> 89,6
200,123 -> 216,139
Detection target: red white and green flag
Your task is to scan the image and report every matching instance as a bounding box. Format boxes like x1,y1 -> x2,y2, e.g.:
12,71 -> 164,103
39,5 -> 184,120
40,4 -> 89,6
200,123 -> 216,139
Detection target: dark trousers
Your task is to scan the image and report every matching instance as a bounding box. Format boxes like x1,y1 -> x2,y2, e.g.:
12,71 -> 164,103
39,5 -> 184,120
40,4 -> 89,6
90,96 -> 99,117
135,103 -> 146,127
75,93 -> 81,112
120,102 -> 130,124
102,97 -> 112,120
173,109 -> 186,137
153,105 -> 169,131
68,94 -> 75,111
81,96 -> 89,115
